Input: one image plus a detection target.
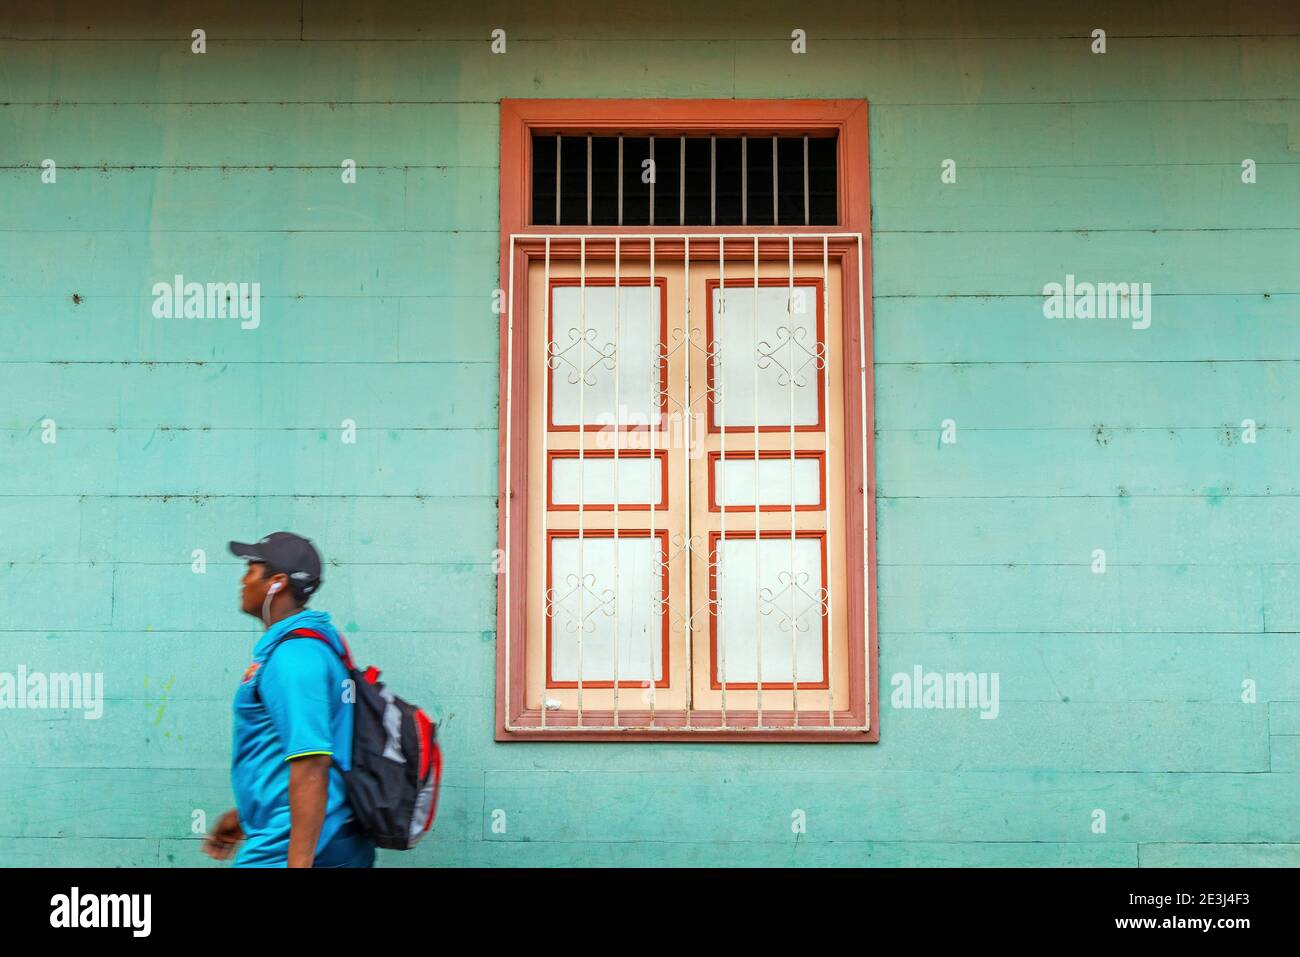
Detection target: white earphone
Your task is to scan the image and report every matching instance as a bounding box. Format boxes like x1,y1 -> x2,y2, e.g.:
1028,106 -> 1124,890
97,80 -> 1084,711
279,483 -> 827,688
261,581 -> 282,628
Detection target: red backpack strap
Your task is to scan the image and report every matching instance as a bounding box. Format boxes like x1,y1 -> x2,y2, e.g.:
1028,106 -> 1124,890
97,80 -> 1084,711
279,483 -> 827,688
287,627 -> 357,672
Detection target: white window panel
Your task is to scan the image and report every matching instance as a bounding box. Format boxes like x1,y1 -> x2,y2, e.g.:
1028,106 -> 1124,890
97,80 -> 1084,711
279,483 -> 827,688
551,455 -> 663,506
712,285 -> 820,428
716,536 -> 825,684
714,455 -> 821,507
549,535 -> 664,683
551,285 -> 661,427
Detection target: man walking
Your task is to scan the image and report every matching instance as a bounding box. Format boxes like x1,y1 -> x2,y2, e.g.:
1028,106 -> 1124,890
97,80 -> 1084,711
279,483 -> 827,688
202,531 -> 375,867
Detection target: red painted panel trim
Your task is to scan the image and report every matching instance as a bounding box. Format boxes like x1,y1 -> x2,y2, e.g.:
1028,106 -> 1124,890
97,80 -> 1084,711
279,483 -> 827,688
546,276 -> 669,433
706,449 -> 826,512
544,528 -> 671,690
547,449 -> 670,511
704,276 -> 826,434
706,529 -> 830,691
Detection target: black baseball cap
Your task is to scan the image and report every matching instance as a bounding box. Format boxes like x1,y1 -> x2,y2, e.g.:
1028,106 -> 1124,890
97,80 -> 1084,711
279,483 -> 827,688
229,531 -> 323,599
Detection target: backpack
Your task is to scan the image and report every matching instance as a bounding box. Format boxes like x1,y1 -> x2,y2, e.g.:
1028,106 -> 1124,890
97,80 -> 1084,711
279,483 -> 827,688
266,627 -> 443,850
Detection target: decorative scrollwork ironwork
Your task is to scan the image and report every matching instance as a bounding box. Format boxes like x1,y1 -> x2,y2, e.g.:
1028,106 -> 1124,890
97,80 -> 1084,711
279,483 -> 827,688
758,570 -> 825,634
547,326 -> 616,387
545,572 -> 616,634
756,324 -> 820,388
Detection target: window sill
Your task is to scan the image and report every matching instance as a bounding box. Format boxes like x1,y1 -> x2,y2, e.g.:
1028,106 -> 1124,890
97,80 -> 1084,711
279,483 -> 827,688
497,708 -> 875,743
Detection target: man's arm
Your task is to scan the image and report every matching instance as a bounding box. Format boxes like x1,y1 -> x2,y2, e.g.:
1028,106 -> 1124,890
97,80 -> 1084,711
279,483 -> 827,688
286,754 -> 332,868
261,639 -> 340,868
202,808 -> 245,860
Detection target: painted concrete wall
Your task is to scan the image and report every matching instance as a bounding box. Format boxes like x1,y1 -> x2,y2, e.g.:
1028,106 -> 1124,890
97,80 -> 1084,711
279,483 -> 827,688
1,0 -> 1298,866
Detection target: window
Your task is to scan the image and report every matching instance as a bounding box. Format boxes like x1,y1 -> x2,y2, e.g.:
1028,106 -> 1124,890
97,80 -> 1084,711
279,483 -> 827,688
498,100 -> 876,741
530,132 -> 838,226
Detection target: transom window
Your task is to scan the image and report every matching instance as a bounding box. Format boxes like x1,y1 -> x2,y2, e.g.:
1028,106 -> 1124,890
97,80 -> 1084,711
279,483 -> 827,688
498,100 -> 876,742
530,132 -> 839,226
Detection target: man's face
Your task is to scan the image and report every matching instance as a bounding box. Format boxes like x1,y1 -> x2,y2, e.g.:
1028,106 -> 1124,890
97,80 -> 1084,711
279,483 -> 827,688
239,562 -> 275,615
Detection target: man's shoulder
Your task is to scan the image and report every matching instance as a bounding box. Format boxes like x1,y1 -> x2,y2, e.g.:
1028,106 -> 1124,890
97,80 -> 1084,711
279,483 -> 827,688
265,634 -> 344,678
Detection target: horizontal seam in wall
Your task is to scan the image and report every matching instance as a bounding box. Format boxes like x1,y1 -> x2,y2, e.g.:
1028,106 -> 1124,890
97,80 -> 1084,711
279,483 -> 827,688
2,96 -> 1298,105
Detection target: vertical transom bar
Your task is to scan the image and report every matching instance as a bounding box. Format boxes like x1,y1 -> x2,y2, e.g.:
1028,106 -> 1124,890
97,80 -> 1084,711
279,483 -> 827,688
709,137 -> 717,226
772,136 -> 779,226
679,137 -> 686,227
649,136 -> 656,227
741,136 -> 748,227
803,136 -> 810,227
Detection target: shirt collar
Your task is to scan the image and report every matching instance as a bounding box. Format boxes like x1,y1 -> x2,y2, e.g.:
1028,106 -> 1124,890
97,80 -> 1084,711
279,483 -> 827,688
251,609 -> 337,659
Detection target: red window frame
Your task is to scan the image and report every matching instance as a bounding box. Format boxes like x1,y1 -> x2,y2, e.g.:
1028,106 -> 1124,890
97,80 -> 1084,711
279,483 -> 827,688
707,450 -> 827,512
546,276 -> 669,433
547,449 -> 670,511
497,98 -> 878,742
705,276 -> 827,434
707,529 -> 831,691
544,528 -> 672,690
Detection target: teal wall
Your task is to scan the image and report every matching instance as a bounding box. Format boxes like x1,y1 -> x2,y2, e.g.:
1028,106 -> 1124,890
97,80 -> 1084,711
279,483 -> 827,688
2,0 -> 1298,867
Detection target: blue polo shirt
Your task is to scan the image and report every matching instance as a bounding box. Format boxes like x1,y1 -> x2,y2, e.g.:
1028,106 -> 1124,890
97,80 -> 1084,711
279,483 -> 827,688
231,609 -> 374,867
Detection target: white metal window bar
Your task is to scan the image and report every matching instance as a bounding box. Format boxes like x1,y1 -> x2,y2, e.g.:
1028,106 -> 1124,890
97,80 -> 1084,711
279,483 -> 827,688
542,134 -> 832,228
505,231 -> 868,733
